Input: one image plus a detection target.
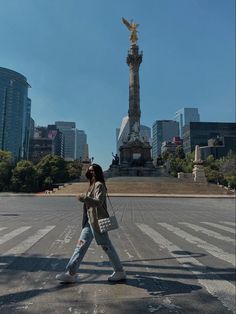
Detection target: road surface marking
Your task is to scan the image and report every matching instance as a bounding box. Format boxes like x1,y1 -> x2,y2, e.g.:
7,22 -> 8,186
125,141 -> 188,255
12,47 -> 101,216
137,223 -> 236,314
179,222 -> 235,243
0,227 -> 7,232
158,223 -> 235,266
0,227 -> 31,245
3,226 -> 55,255
220,221 -> 235,227
201,222 -> 235,234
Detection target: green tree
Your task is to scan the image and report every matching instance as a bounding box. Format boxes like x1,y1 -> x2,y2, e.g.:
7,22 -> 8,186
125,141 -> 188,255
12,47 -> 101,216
11,160 -> 38,192
175,146 -> 185,159
168,156 -> 185,177
36,154 -> 68,190
164,150 -> 193,177
204,167 -> 220,183
162,151 -> 171,162
66,160 -> 82,181
0,162 -> 13,191
219,153 -> 236,188
0,150 -> 13,162
0,150 -> 14,191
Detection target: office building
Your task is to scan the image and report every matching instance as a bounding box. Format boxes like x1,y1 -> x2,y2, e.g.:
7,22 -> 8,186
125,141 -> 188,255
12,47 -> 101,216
175,107 -> 200,138
0,67 -> 31,160
200,137 -> 236,160
47,125 -> 64,158
29,137 -> 53,164
29,125 -> 64,163
29,118 -> 35,139
55,121 -> 76,161
161,137 -> 183,155
183,122 -> 236,155
76,130 -> 87,161
152,120 -> 179,159
55,121 -> 88,161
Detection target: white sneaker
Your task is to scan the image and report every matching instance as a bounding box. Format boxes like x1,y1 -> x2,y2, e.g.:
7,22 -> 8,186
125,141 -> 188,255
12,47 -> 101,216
108,271 -> 126,282
55,272 -> 78,283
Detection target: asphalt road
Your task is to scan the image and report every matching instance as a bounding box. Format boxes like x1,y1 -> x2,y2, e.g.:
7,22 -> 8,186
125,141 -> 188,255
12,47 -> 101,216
0,196 -> 235,314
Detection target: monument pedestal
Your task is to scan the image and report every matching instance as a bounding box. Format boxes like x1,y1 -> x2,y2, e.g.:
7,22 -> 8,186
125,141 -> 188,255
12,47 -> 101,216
120,139 -> 152,165
117,138 -> 158,176
192,164 -> 207,183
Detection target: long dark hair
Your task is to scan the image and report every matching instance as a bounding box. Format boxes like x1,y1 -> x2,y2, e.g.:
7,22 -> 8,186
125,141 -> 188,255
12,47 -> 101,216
91,163 -> 105,184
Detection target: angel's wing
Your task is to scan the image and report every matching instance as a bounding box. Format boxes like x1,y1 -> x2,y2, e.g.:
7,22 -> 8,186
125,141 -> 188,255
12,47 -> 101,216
122,17 -> 131,30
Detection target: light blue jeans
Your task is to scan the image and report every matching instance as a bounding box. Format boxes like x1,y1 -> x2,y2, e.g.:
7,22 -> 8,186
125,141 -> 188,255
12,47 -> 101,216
66,221 -> 123,275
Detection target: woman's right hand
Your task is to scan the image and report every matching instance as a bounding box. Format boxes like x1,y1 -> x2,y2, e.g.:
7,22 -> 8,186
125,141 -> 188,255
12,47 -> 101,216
77,193 -> 86,202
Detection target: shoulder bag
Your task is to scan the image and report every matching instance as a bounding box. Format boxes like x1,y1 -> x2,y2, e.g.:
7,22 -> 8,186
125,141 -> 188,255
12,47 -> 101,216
98,194 -> 119,233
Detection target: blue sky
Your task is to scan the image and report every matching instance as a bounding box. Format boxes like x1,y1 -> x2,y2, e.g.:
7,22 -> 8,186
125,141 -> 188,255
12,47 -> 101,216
0,0 -> 235,169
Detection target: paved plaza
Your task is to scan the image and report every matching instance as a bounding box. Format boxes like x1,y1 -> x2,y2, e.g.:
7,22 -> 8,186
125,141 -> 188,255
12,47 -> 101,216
0,196 -> 235,313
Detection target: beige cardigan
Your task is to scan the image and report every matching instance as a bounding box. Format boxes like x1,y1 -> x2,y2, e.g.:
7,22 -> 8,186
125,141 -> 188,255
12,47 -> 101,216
79,181 -> 109,233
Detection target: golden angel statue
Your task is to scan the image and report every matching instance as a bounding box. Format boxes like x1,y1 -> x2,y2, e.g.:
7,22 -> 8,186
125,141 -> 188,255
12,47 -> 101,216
122,17 -> 139,44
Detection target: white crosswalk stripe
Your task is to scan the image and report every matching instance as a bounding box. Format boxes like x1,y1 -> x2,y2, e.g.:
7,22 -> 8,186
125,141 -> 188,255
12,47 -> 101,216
201,222 -> 235,234
220,221 -> 236,227
158,223 -> 235,266
179,222 -> 235,243
2,226 -> 55,256
0,225 -> 55,274
0,221 -> 235,313
0,226 -> 31,245
137,223 -> 236,314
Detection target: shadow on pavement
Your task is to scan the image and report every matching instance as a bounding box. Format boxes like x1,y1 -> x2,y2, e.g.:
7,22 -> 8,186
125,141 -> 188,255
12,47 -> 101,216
0,253 -> 234,282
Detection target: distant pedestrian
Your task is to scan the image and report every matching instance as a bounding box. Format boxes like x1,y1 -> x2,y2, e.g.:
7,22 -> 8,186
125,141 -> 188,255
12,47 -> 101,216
56,163 -> 126,283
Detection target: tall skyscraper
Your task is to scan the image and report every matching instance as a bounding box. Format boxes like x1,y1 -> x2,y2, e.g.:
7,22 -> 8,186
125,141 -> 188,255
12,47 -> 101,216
116,116 -> 151,157
55,121 -> 88,161
76,130 -> 87,161
175,107 -> 200,138
152,120 -> 179,159
55,121 -> 76,161
47,124 -> 64,158
0,67 -> 31,160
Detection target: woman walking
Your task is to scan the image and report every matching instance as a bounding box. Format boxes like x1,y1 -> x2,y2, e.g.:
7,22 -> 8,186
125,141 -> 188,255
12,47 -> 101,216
56,163 -> 126,283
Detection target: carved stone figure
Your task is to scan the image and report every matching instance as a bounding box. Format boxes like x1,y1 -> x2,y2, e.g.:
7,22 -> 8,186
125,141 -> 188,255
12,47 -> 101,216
112,153 -> 119,166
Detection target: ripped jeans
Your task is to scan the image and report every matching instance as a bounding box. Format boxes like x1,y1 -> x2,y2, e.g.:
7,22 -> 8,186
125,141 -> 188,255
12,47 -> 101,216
66,221 -> 123,275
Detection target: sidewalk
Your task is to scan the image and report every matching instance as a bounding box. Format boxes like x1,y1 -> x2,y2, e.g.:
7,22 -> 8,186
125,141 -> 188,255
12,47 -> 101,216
0,192 -> 235,198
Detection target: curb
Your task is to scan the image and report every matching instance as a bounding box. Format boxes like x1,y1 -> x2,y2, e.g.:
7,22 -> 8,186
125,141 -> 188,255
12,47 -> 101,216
0,193 -> 235,198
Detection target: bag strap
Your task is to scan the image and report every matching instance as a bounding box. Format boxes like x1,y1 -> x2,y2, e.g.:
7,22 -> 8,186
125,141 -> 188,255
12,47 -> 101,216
96,183 -> 117,216
106,192 -> 117,215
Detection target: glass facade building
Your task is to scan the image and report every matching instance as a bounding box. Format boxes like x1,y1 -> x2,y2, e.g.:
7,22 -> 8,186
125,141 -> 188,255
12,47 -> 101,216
55,121 -> 76,161
175,108 -> 200,138
76,130 -> 87,161
0,67 -> 31,160
55,121 -> 88,161
152,120 -> 179,159
183,122 -> 236,154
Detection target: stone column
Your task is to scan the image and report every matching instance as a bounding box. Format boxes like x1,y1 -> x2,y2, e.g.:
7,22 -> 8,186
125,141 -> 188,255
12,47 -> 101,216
192,145 -> 207,183
127,44 -> 142,140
